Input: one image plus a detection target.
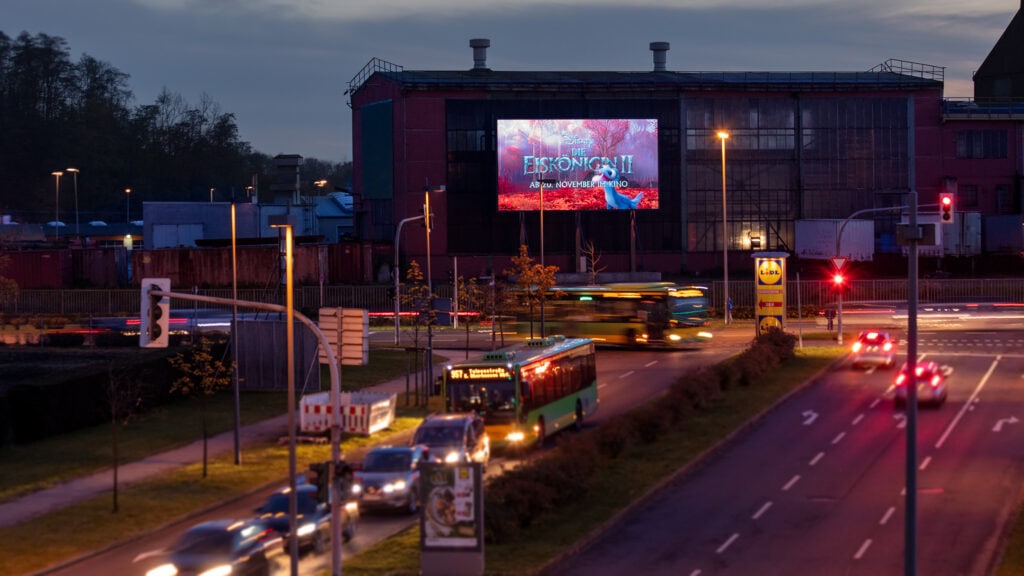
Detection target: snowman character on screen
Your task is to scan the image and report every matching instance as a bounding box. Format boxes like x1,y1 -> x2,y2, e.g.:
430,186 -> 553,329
592,164 -> 643,210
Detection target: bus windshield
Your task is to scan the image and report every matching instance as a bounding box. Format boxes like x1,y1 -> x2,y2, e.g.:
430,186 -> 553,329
447,380 -> 518,423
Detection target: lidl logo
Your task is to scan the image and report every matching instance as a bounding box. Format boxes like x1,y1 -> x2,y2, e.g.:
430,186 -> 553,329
757,259 -> 783,285
758,315 -> 782,335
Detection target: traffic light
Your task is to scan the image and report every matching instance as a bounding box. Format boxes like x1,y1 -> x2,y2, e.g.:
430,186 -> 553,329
139,278 -> 170,348
832,273 -> 846,294
939,192 -> 955,225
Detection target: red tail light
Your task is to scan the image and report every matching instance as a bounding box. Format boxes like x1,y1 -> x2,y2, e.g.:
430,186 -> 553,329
930,375 -> 941,388
883,342 -> 893,351
852,342 -> 862,352
895,374 -> 906,387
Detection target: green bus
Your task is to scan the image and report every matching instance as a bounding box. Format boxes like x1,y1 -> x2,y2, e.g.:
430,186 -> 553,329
443,335 -> 598,450
517,282 -> 713,348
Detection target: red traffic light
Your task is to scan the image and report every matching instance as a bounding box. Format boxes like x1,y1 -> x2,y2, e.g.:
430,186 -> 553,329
833,273 -> 845,285
939,192 -> 954,224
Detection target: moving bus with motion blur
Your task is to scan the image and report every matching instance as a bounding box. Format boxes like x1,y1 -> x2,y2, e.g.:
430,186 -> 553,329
443,335 -> 597,450
517,282 -> 713,348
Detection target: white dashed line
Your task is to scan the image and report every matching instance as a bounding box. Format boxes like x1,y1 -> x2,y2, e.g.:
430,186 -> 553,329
852,413 -> 865,426
645,360 -> 658,368
832,432 -> 846,445
920,456 -> 932,471
619,371 -> 635,379
854,539 -> 873,560
870,398 -> 881,409
880,506 -> 896,525
598,384 -> 608,389
782,475 -> 801,491
716,533 -> 739,554
809,452 -> 825,467
689,570 -> 702,576
752,501 -> 773,520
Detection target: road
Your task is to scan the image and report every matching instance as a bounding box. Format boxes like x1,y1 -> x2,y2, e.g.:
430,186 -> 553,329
555,329 -> 1024,576
49,332 -> 752,576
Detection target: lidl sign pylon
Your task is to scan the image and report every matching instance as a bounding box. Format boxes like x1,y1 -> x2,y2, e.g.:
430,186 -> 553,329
753,252 -> 789,337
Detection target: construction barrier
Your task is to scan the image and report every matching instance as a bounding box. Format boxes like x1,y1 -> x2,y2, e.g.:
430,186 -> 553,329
299,390 -> 397,436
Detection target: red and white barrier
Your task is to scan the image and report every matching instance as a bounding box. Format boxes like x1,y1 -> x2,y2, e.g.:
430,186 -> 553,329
300,391 -> 396,436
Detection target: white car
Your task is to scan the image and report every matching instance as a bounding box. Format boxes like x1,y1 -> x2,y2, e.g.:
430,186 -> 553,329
851,330 -> 896,369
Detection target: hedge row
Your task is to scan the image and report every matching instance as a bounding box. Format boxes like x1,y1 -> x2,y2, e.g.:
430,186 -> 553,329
483,328 -> 798,543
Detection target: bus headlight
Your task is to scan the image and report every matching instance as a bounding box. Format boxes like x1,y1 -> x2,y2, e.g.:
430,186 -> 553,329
697,331 -> 712,339
668,333 -> 682,341
444,451 -> 461,463
198,566 -> 232,576
296,523 -> 316,537
506,431 -> 526,442
147,565 -> 179,576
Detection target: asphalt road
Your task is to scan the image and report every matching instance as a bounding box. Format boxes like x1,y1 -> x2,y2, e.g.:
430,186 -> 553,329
554,329 -> 1024,576
48,336 -> 752,576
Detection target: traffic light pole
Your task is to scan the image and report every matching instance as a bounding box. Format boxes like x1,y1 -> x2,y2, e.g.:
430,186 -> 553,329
143,288 -> 346,576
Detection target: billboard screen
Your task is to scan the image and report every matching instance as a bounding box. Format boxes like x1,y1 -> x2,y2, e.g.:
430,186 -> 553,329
497,119 -> 659,211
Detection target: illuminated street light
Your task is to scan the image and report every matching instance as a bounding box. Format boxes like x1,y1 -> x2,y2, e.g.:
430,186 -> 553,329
717,130 -> 730,324
66,168 -> 80,236
125,188 -> 132,224
51,171 -> 63,242
269,214 -> 299,576
536,177 -> 556,337
423,182 -> 444,402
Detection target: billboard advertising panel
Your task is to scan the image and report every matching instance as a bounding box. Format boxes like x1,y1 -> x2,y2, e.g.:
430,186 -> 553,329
497,119 -> 659,211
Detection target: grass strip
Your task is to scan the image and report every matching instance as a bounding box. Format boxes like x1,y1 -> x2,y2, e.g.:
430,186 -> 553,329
339,347 -> 844,575
0,348 -> 422,503
0,417 -> 422,576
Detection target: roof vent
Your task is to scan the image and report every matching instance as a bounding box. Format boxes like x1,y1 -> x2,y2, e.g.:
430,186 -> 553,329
650,42 -> 670,72
470,38 -> 491,70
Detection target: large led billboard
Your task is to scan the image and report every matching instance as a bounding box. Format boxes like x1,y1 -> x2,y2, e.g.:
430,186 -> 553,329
497,119 -> 659,211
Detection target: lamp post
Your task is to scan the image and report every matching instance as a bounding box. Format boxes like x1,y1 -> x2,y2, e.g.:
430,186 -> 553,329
209,188 -> 215,203
423,182 -> 444,403
125,188 -> 131,224
66,168 -> 80,236
50,171 -> 63,242
536,178 -> 556,337
716,131 -> 730,325
230,204 -> 241,465
393,214 -> 426,345
269,214 -> 298,576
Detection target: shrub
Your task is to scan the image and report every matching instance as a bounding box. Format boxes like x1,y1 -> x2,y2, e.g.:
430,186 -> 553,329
593,416 -> 635,459
627,402 -> 673,444
680,369 -> 722,410
714,361 -> 741,391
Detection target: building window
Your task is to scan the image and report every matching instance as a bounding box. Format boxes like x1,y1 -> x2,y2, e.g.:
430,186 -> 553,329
959,184 -> 978,208
996,184 -> 1015,214
955,130 -> 1007,159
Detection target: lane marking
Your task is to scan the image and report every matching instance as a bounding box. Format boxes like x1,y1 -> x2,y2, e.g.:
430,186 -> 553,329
870,398 -> 881,409
852,413 -> 865,426
619,371 -> 635,379
716,533 -> 739,554
802,410 -> 819,426
832,432 -> 846,445
690,571 -> 702,576
919,456 -> 932,471
644,360 -> 658,368
782,475 -> 801,491
854,539 -> 873,560
809,452 -> 825,467
880,506 -> 896,525
598,384 -> 608,389
935,356 -> 1001,449
752,501 -> 773,520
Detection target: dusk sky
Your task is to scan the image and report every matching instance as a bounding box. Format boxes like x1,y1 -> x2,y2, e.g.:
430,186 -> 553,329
3,0 -> 1019,164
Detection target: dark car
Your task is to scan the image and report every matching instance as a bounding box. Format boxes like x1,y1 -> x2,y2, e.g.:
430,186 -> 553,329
411,413 -> 490,466
142,519 -> 281,576
894,360 -> 948,408
256,483 -> 357,555
353,445 -> 429,514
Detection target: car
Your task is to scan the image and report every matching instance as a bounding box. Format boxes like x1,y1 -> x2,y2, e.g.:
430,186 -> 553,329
894,360 -> 948,408
411,413 -> 490,466
141,519 -> 281,576
352,445 -> 430,514
851,330 -> 896,369
255,483 -> 357,555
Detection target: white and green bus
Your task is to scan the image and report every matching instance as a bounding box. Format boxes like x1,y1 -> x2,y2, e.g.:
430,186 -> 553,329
443,335 -> 598,450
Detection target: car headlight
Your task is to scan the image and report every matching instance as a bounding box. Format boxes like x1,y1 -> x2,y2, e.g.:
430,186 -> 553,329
383,479 -> 408,493
345,501 -> 359,514
668,333 -> 682,341
146,565 -> 179,576
697,331 -> 712,339
198,565 -> 232,576
296,523 -> 316,537
444,451 -> 460,463
351,483 -> 362,495
506,431 -> 525,442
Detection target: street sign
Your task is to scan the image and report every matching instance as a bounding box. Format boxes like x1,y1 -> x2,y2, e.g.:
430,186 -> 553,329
830,257 -> 847,271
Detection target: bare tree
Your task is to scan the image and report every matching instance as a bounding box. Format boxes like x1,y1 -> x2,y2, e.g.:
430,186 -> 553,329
169,337 -> 233,478
106,360 -> 142,513
505,245 -> 560,339
399,260 -> 435,404
455,275 -> 486,359
582,240 -> 607,286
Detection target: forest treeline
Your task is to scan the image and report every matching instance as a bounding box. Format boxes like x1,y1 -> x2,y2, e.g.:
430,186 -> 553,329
0,31 -> 352,224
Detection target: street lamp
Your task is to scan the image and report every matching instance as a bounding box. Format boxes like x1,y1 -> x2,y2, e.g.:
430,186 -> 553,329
125,188 -> 131,224
51,171 -> 63,242
423,182 -> 444,403
209,188 -> 215,203
716,130 -> 730,325
536,177 -> 556,337
269,214 -> 299,576
230,204 -> 241,466
314,179 -> 328,193
66,168 -> 80,236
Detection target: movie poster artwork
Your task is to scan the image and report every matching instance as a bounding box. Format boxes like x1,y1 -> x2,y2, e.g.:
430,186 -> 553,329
497,119 -> 659,211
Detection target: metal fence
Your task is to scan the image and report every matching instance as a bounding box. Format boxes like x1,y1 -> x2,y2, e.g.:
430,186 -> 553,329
3,279 -> 1023,317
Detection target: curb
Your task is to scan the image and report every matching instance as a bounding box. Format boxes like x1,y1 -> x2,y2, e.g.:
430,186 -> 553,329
536,351 -> 848,575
